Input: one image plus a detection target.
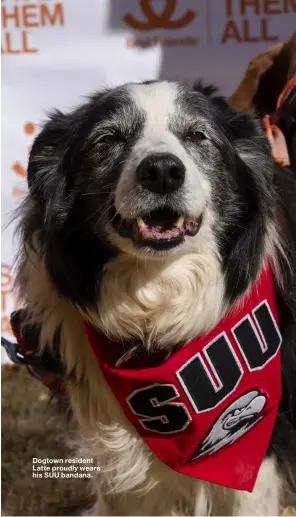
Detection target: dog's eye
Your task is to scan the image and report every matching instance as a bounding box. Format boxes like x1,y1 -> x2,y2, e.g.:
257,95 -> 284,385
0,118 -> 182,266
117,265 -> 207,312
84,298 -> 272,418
184,129 -> 207,142
99,133 -> 126,145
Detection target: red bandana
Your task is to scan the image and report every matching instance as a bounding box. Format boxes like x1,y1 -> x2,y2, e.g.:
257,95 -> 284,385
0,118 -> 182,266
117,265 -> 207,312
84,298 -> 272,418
84,264 -> 282,492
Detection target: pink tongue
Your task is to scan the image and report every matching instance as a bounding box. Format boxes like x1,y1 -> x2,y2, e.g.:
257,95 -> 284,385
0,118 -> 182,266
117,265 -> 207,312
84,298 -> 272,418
139,225 -> 183,240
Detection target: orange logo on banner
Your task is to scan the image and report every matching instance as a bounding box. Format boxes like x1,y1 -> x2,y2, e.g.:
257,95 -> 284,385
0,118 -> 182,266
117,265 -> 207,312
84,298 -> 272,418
123,0 -> 195,30
12,121 -> 35,179
11,121 -> 35,197
123,0 -> 199,48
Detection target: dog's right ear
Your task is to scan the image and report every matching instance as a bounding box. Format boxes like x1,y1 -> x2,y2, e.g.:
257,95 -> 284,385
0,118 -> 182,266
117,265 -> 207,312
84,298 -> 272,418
27,89 -> 110,231
27,109 -> 80,231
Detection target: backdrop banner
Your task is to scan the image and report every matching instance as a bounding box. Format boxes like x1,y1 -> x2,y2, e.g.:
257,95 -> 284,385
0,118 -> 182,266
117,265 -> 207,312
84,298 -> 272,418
2,0 -> 295,361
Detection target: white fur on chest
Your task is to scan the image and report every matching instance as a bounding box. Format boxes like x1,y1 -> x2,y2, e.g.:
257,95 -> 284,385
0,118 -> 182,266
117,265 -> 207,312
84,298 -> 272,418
86,245 -> 226,351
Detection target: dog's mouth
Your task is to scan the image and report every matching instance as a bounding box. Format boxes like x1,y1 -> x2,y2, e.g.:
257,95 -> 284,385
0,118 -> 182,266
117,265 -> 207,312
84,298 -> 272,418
111,207 -> 203,250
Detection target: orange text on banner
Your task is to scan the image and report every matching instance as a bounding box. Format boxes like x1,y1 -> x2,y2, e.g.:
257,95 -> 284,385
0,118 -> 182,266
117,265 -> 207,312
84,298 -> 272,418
222,0 -> 296,43
2,2 -> 64,54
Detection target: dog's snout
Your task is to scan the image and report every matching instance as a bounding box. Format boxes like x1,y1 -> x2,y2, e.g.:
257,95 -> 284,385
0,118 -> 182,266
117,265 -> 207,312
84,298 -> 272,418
136,153 -> 185,195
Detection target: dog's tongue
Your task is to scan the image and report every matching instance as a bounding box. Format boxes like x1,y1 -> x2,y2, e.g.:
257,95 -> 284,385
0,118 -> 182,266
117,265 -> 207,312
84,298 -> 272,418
136,211 -> 185,241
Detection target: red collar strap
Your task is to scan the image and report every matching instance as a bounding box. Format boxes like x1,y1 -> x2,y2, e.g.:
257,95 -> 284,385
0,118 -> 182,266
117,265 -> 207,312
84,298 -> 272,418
84,264 -> 282,492
275,73 -> 296,114
2,309 -> 66,395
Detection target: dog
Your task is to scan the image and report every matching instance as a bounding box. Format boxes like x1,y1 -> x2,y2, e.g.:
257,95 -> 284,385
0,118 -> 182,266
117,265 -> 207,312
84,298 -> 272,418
14,80 -> 296,515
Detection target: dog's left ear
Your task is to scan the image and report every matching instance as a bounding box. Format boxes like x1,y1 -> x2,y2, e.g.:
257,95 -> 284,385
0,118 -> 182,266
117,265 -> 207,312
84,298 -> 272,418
220,106 -> 275,300
195,81 -> 272,162
199,85 -> 275,298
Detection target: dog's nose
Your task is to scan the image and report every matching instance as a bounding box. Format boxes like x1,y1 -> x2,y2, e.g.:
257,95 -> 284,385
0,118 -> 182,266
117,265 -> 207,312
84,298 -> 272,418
136,153 -> 185,195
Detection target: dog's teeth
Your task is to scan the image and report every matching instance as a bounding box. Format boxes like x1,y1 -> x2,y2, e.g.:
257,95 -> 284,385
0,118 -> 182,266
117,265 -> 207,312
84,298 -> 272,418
176,216 -> 184,228
137,217 -> 146,228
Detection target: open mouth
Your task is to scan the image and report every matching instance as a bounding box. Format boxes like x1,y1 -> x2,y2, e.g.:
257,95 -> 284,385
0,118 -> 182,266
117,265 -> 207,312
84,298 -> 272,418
111,208 -> 203,250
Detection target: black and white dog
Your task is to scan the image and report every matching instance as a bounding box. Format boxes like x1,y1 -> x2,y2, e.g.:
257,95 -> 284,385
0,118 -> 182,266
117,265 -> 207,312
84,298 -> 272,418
15,81 -> 296,515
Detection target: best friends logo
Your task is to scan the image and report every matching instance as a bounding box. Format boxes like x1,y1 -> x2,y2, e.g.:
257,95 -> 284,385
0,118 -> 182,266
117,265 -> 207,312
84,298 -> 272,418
124,0 -> 195,30
123,0 -> 199,48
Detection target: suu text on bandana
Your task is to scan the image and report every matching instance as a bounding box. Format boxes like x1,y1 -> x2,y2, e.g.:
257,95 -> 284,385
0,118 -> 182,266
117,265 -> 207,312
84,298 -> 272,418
84,263 -> 282,492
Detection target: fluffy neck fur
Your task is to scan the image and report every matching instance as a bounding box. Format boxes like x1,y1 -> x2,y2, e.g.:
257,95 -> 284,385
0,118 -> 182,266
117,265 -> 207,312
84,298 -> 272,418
85,249 -> 225,351
17,215 -> 283,362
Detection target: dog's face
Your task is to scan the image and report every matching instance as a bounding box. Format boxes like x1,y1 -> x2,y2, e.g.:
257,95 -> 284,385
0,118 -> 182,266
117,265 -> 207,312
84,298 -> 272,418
106,81 -> 214,257
25,81 -> 274,308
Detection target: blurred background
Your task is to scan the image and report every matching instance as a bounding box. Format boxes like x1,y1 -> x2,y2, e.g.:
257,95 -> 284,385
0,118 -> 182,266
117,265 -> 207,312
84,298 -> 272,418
2,0 -> 295,362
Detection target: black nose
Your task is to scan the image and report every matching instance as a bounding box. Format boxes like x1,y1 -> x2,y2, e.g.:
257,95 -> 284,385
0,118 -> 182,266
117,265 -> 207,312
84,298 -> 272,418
136,153 -> 185,195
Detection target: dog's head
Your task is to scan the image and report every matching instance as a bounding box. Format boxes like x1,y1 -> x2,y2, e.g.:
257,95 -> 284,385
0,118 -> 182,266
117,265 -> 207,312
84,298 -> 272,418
24,81 -> 275,311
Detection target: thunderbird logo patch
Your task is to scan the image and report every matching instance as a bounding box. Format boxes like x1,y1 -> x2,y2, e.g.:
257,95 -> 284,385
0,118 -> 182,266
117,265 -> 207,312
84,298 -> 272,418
191,390 -> 267,460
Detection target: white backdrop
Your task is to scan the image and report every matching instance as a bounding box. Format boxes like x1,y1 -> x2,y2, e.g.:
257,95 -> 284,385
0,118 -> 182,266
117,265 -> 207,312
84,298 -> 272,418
2,0 -> 295,361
